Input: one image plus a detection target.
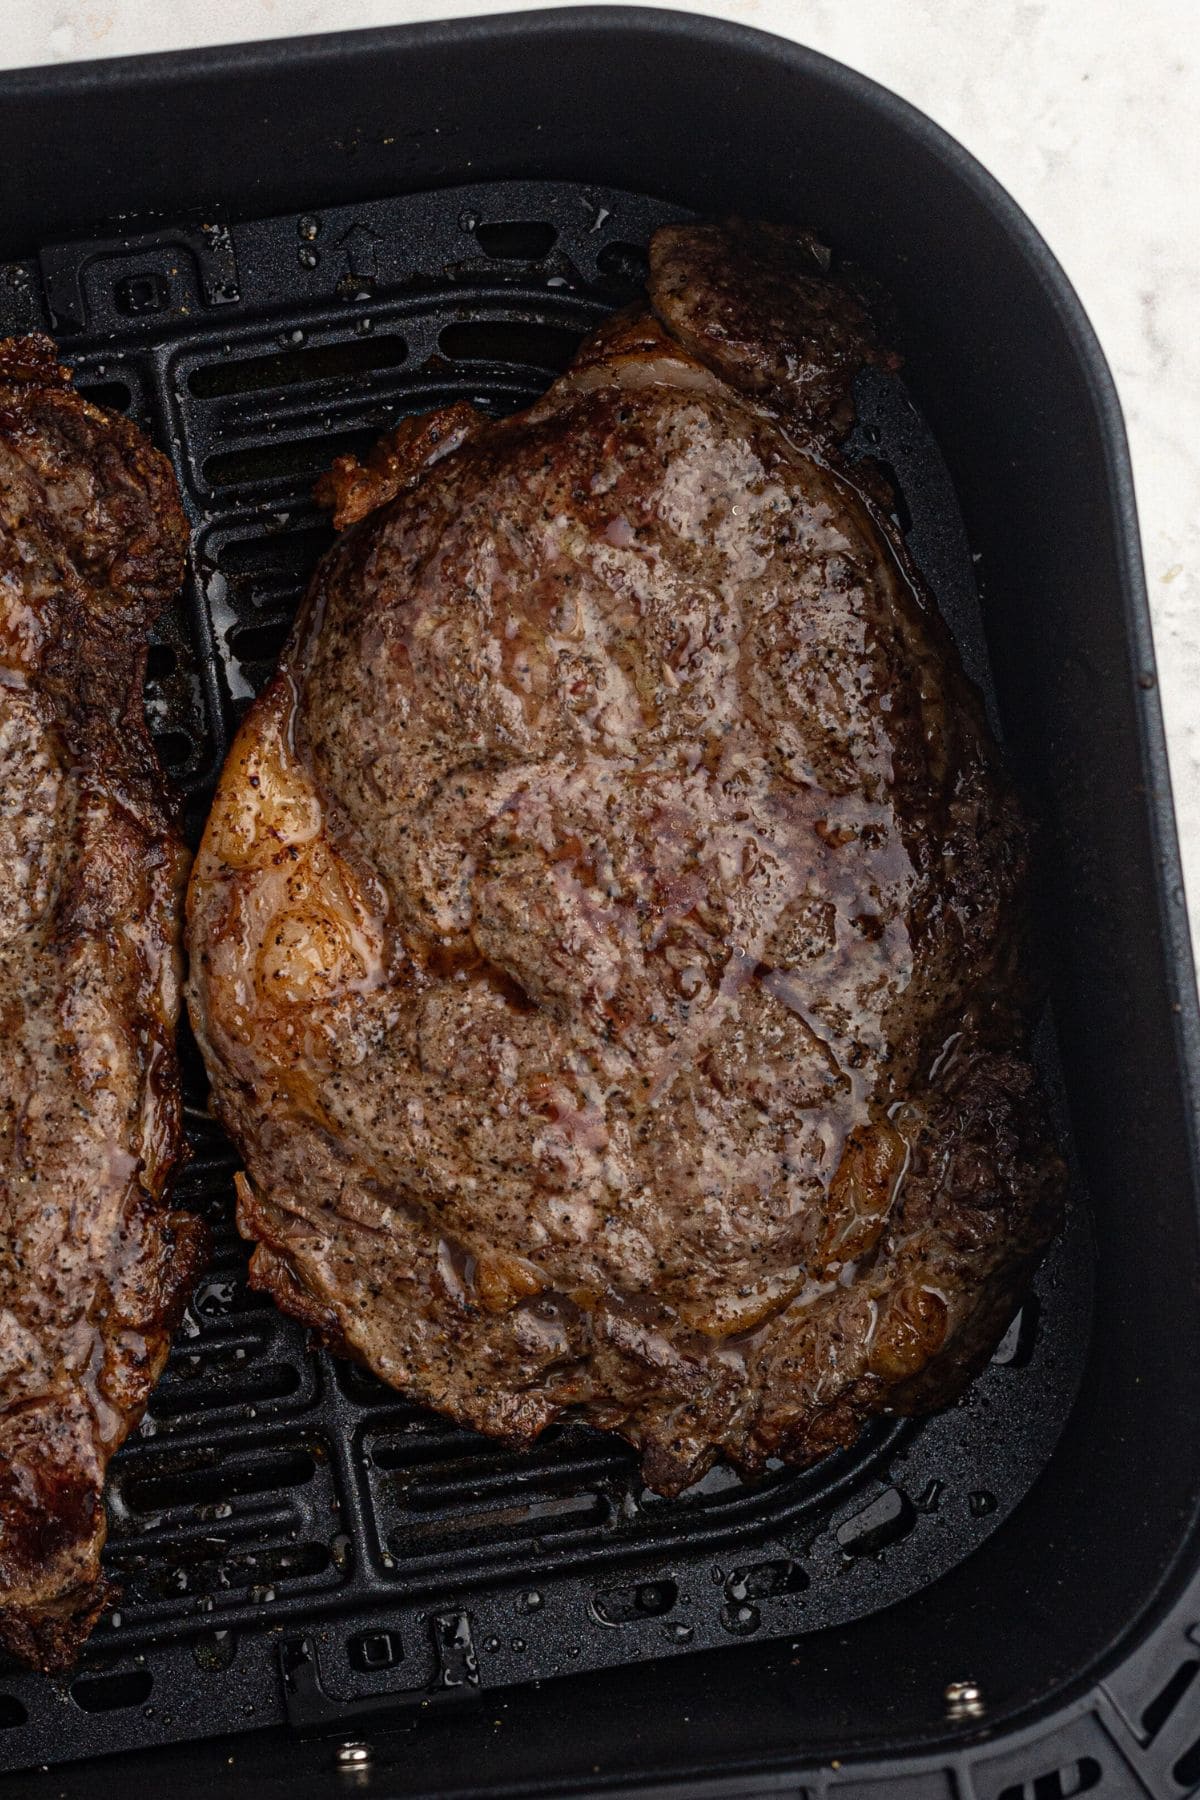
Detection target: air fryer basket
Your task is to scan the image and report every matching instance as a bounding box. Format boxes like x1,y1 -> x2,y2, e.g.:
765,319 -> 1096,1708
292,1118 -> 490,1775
1,10 -> 1198,1798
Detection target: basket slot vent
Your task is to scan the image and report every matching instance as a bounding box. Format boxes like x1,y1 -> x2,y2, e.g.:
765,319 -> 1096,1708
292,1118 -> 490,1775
107,1497 -> 295,1554
402,1450 -> 625,1509
217,525 -> 333,575
336,1362 -> 416,1406
189,335 -> 406,398
473,220 -> 557,260
75,378 -> 134,414
121,1447 -> 317,1514
439,318 -> 582,371
1175,1733 -> 1200,1789
108,1538 -> 331,1599
229,615 -> 292,667
1142,1657 -> 1199,1743
70,1670 -> 153,1714
205,427 -> 377,490
389,1487 -> 609,1555
152,1360 -> 301,1416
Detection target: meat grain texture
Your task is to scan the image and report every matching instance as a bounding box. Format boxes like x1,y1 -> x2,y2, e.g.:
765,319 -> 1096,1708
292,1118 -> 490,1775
0,337 -> 205,1668
189,223 -> 1065,1496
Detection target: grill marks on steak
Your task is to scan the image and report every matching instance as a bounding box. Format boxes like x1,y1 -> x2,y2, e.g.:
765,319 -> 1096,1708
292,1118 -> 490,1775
0,336 -> 206,1669
187,223 -> 1064,1496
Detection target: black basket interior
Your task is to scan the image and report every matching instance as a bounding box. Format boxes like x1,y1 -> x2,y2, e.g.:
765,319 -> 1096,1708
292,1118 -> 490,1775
0,179 -> 1095,1774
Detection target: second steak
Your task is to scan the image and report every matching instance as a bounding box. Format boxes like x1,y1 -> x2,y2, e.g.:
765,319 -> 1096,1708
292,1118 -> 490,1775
0,337 -> 206,1667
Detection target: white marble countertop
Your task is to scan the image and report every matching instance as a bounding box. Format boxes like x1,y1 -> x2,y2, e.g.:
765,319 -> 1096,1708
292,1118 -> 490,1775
7,0 -> 1200,962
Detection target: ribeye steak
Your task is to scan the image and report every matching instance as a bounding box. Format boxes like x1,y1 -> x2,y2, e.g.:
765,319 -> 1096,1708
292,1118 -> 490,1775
187,224 -> 1064,1496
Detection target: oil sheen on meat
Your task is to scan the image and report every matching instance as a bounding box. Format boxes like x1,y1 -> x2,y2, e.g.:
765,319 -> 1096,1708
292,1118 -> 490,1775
187,223 -> 1065,1496
0,336 -> 206,1669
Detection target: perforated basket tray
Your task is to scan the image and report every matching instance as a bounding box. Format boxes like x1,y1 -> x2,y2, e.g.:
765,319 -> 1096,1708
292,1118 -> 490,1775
0,176 -> 1091,1771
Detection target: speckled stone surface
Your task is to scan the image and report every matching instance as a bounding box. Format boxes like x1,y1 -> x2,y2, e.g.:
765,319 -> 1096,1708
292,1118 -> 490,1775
6,0 -> 1199,963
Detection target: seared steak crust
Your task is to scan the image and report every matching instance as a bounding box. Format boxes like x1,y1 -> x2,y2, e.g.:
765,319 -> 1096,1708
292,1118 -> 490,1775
0,336 -> 206,1668
188,225 -> 1064,1496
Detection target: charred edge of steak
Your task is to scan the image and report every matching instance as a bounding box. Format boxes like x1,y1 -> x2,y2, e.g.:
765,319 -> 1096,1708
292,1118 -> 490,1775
0,334 -> 209,1667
